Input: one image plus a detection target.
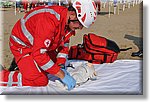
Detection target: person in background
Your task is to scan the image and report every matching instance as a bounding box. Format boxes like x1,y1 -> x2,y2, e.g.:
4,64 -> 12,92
16,0 -> 22,13
94,0 -> 101,14
29,0 -> 38,10
22,0 -> 28,12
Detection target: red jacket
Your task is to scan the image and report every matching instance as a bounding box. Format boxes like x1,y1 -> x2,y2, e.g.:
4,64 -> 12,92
10,6 -> 75,75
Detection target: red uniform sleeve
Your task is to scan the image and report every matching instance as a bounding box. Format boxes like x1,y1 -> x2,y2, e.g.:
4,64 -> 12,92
31,16 -> 60,75
57,30 -> 75,65
57,39 -> 70,65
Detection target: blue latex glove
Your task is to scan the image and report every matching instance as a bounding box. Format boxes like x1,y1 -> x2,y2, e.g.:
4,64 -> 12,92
61,69 -> 76,91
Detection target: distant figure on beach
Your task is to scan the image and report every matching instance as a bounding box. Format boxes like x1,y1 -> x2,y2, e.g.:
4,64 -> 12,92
22,0 -> 28,12
16,0 -> 22,13
94,0 -> 101,14
29,0 -> 38,10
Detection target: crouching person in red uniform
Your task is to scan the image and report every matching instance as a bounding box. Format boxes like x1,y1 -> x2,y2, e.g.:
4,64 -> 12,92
0,0 -> 97,91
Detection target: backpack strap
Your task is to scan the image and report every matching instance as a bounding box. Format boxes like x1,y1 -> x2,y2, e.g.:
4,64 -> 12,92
64,30 -> 75,42
120,47 -> 132,51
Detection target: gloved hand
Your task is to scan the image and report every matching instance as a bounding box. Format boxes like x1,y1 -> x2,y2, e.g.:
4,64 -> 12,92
61,69 -> 76,91
61,68 -> 67,73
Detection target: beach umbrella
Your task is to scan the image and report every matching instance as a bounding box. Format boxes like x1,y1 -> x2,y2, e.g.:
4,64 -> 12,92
113,0 -> 117,14
135,0 -> 138,5
108,0 -> 111,18
108,0 -> 110,18
101,0 -> 107,8
114,0 -> 117,4
15,1 -> 16,15
103,2 -> 106,8
58,0 -> 61,5
122,0 -> 126,11
132,0 -> 135,7
117,0 -> 121,15
138,0 -> 143,4
127,0 -> 131,8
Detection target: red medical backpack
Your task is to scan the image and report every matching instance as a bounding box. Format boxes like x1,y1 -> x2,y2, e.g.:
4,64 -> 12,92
68,33 -> 131,64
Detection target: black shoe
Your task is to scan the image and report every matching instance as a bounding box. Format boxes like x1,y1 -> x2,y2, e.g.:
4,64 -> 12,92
131,50 -> 143,57
9,58 -> 19,71
97,11 -> 101,15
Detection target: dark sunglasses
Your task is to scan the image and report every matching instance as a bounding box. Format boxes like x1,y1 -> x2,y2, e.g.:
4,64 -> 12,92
69,19 -> 78,22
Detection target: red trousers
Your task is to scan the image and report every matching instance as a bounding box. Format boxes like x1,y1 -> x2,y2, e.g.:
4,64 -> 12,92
23,2 -> 28,11
0,45 -> 57,86
95,0 -> 101,12
0,55 -> 49,86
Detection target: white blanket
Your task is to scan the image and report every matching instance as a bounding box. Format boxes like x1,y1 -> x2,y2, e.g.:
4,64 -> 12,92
0,60 -> 142,95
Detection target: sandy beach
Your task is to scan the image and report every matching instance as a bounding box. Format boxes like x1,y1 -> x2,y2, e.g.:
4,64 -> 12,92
0,2 -> 143,68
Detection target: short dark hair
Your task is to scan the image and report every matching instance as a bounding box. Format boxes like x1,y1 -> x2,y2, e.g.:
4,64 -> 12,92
68,5 -> 76,12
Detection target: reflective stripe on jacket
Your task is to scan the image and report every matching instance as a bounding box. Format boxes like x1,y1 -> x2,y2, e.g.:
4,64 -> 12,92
10,6 -> 69,74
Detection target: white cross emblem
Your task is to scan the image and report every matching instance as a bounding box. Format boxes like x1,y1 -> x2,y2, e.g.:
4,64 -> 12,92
44,39 -> 51,48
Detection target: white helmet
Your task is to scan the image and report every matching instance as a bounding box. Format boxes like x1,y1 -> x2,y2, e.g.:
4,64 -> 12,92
72,0 -> 97,28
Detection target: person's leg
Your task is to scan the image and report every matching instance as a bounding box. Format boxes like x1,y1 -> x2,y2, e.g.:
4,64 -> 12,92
97,0 -> 101,13
7,37 -> 48,86
95,0 -> 101,14
17,55 -> 48,86
0,55 -> 48,86
23,3 -> 28,12
0,70 -> 21,86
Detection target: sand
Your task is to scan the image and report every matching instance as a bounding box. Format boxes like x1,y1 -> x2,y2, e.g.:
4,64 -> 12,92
0,2 -> 143,68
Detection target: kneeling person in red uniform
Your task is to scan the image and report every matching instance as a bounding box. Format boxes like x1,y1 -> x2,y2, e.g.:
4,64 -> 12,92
0,0 -> 97,91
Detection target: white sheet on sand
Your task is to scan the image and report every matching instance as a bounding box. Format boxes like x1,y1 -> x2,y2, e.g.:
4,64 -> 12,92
0,60 -> 142,95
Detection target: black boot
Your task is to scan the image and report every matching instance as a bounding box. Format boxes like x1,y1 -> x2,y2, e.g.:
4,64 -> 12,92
9,58 -> 19,71
131,50 -> 143,57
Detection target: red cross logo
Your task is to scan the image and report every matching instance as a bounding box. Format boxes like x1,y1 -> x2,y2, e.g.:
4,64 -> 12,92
44,39 -> 51,48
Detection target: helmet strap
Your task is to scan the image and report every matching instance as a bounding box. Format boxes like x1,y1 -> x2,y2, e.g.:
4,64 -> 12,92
68,17 -> 71,24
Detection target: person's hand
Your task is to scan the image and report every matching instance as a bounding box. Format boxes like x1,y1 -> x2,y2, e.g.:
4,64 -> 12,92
61,69 -> 76,91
